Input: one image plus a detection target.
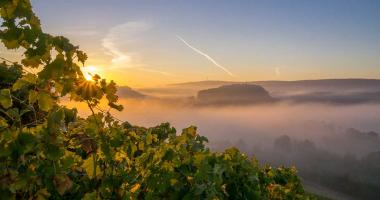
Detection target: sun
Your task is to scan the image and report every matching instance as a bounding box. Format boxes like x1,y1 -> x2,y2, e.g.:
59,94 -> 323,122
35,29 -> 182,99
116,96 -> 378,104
82,65 -> 99,81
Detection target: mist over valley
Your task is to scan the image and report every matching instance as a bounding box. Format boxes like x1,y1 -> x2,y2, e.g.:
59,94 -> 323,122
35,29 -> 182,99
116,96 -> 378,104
64,78 -> 380,199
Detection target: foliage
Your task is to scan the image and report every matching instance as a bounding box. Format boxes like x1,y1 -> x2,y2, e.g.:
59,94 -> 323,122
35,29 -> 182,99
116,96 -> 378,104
0,0 -> 312,199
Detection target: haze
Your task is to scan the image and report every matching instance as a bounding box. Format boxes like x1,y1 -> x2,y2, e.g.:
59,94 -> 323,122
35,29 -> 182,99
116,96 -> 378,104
61,78 -> 380,200
3,0 -> 379,199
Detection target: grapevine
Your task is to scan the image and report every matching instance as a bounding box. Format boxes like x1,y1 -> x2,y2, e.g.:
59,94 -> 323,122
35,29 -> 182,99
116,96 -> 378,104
0,1 -> 312,199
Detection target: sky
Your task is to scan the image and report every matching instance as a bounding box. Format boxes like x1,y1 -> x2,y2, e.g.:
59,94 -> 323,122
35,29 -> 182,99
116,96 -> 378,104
3,0 -> 380,87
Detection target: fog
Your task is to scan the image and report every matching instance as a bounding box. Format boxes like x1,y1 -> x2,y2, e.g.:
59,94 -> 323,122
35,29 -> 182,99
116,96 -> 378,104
65,98 -> 380,157
64,97 -> 380,199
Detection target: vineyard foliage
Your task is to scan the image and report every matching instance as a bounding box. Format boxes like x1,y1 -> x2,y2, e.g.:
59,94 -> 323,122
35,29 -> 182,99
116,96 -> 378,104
0,0 -> 312,199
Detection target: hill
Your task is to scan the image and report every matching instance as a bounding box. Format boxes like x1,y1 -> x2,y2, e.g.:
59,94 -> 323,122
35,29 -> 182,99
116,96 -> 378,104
172,79 -> 380,93
117,86 -> 147,98
197,84 -> 274,105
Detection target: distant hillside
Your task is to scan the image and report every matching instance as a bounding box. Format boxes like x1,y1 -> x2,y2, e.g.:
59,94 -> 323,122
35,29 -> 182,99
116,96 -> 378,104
197,84 -> 274,105
163,79 -> 380,98
282,91 -> 380,104
135,79 -> 380,105
117,86 -> 146,98
251,79 -> 380,94
167,79 -> 380,97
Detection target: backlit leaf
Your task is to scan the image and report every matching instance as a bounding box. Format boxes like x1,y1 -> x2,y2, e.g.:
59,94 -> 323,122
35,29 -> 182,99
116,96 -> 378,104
0,89 -> 12,109
12,73 -> 37,91
82,156 -> 100,178
35,188 -> 50,200
38,92 -> 54,111
28,90 -> 38,104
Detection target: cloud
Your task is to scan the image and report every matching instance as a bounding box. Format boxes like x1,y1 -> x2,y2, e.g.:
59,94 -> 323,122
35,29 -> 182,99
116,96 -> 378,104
102,21 -> 151,68
176,35 -> 236,77
101,21 -> 176,78
137,67 -> 176,77
275,67 -> 281,77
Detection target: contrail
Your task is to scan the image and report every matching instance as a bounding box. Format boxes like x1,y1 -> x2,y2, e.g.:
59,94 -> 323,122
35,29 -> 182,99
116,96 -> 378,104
176,35 -> 235,77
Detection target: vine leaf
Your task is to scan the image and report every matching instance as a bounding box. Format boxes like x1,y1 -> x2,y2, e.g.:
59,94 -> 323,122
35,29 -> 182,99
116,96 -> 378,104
82,192 -> 97,200
0,116 -> 8,128
35,188 -> 50,200
45,144 -> 64,160
28,90 -> 38,104
82,156 -> 100,178
12,73 -> 37,91
0,89 -> 12,109
22,56 -> 42,68
38,92 -> 54,111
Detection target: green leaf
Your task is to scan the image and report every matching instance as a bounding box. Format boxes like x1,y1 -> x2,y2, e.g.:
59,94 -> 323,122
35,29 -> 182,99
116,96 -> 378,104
0,141 -> 11,158
82,156 -> 100,178
61,156 -> 75,170
35,188 -> 50,200
38,55 -> 65,80
108,102 -> 123,111
76,50 -> 88,65
12,73 -> 37,91
23,73 -> 38,84
12,79 -> 28,91
21,56 -> 41,68
17,132 -> 37,154
82,192 -> 97,200
9,176 -> 28,192
2,39 -> 19,49
38,92 -> 54,111
0,89 -> 12,109
146,132 -> 152,145
6,108 -> 19,120
183,126 -> 197,137
0,116 -> 8,128
45,144 -> 64,160
47,108 -> 65,133
29,90 -> 38,104
138,142 -> 144,151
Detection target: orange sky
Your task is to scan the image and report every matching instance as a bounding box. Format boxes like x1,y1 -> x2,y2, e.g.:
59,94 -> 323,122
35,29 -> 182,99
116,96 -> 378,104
2,0 -> 380,88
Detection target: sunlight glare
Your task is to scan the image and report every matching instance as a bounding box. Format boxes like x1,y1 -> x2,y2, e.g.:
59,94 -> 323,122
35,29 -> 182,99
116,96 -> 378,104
82,65 -> 98,81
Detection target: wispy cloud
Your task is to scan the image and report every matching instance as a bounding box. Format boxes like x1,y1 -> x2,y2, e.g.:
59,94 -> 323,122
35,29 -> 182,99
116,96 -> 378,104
101,21 -> 175,77
275,67 -> 281,77
137,67 -> 176,77
176,35 -> 235,77
102,21 -> 150,68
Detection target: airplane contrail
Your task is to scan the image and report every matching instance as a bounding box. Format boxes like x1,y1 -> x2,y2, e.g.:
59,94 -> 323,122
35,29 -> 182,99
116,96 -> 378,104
176,35 -> 235,77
